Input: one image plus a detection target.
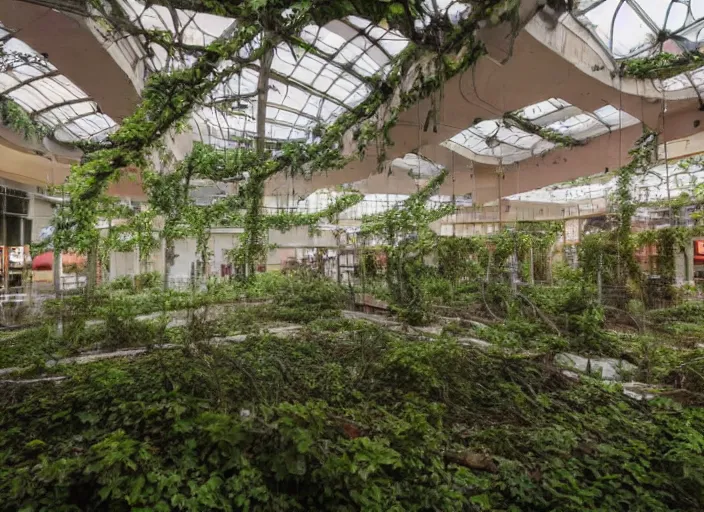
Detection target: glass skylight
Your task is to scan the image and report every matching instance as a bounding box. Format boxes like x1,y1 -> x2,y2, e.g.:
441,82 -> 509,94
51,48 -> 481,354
0,25 -> 118,143
390,153 -> 446,179
574,0 -> 704,59
441,98 -> 640,164
289,189 -> 466,221
505,156 -> 704,205
442,120 -> 556,165
114,1 -> 410,145
573,1 -> 704,92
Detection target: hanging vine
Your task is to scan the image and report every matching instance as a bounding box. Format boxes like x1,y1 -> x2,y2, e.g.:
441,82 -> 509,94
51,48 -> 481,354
622,51 -> 704,80
50,0 -> 524,278
503,111 -> 583,148
359,169 -> 455,324
0,96 -> 48,141
613,129 -> 658,285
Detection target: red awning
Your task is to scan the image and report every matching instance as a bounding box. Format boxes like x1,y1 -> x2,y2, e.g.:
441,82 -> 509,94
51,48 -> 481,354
31,252 -> 86,271
32,252 -> 53,271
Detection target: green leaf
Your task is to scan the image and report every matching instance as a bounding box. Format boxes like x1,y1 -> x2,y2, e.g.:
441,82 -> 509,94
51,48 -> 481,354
470,494 -> 492,509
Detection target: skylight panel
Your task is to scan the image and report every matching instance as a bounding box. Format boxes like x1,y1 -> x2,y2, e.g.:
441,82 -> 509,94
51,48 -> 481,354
593,105 -> 640,128
320,101 -> 345,122
36,101 -> 96,127
300,24 -> 390,78
692,68 -> 704,90
267,107 -> 311,128
611,2 -> 656,58
54,114 -> 117,143
548,113 -> 608,140
576,0 -> 704,60
662,70 -> 697,91
301,25 -> 345,54
9,86 -> 57,112
391,153 -> 446,178
443,99 -> 640,164
2,38 -> 55,74
0,66 -> 49,90
193,107 -> 310,145
18,77 -> 86,109
519,98 -> 570,121
680,22 -> 704,44
415,0 -> 471,30
442,120 -> 556,164
101,5 -> 411,143
0,26 -> 118,142
119,0 -> 234,47
520,98 -> 585,127
271,42 -> 369,108
505,158 -> 704,206
544,104 -> 639,140
664,2 -> 688,31
345,17 -> 408,56
638,0 -> 669,28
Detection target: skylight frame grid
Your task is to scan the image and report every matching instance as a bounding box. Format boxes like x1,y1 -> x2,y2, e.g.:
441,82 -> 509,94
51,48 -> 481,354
0,24 -> 118,143
114,2 -> 412,144
575,0 -> 704,60
572,0 -> 704,95
442,97 -> 641,164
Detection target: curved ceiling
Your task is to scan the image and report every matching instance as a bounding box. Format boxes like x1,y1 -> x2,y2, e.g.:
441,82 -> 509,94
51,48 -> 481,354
0,24 -> 118,143
108,0 -> 476,146
573,0 -> 704,94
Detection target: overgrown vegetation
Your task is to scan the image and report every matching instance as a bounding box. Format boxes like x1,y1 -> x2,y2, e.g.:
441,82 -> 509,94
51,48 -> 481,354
0,97 -> 47,141
3,270 -> 704,510
623,51 -> 704,80
4,1 -> 704,510
2,249 -> 704,509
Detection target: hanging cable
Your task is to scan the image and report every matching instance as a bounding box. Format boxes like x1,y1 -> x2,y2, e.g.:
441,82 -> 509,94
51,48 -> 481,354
661,89 -> 673,224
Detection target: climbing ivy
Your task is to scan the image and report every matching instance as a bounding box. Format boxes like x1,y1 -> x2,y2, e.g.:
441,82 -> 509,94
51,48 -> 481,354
623,51 -> 704,80
0,96 -> 47,141
358,169 -> 455,324
613,129 -> 658,285
504,111 -> 583,148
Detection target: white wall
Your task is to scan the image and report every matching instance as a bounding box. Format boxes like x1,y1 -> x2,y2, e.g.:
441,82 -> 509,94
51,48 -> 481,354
110,251 -> 138,279
171,238 -> 199,279
211,232 -> 240,275
269,226 -> 339,249
30,197 -> 54,242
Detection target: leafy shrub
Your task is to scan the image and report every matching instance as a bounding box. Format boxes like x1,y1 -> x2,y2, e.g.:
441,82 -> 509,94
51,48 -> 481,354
1,329 -> 704,511
0,325 -> 58,369
650,301 -> 704,323
245,271 -> 288,299
135,271 -> 162,290
270,271 -> 346,323
105,275 -> 136,292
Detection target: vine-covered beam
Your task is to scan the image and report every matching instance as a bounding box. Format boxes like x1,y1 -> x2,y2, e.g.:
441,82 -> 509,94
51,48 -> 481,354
52,0 -> 521,261
503,111 -> 583,148
622,52 -> 704,81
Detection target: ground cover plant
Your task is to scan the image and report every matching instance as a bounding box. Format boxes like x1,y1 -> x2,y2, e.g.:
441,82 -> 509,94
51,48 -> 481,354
4,0 -> 704,510
1,271 -> 704,511
2,314 -> 704,511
